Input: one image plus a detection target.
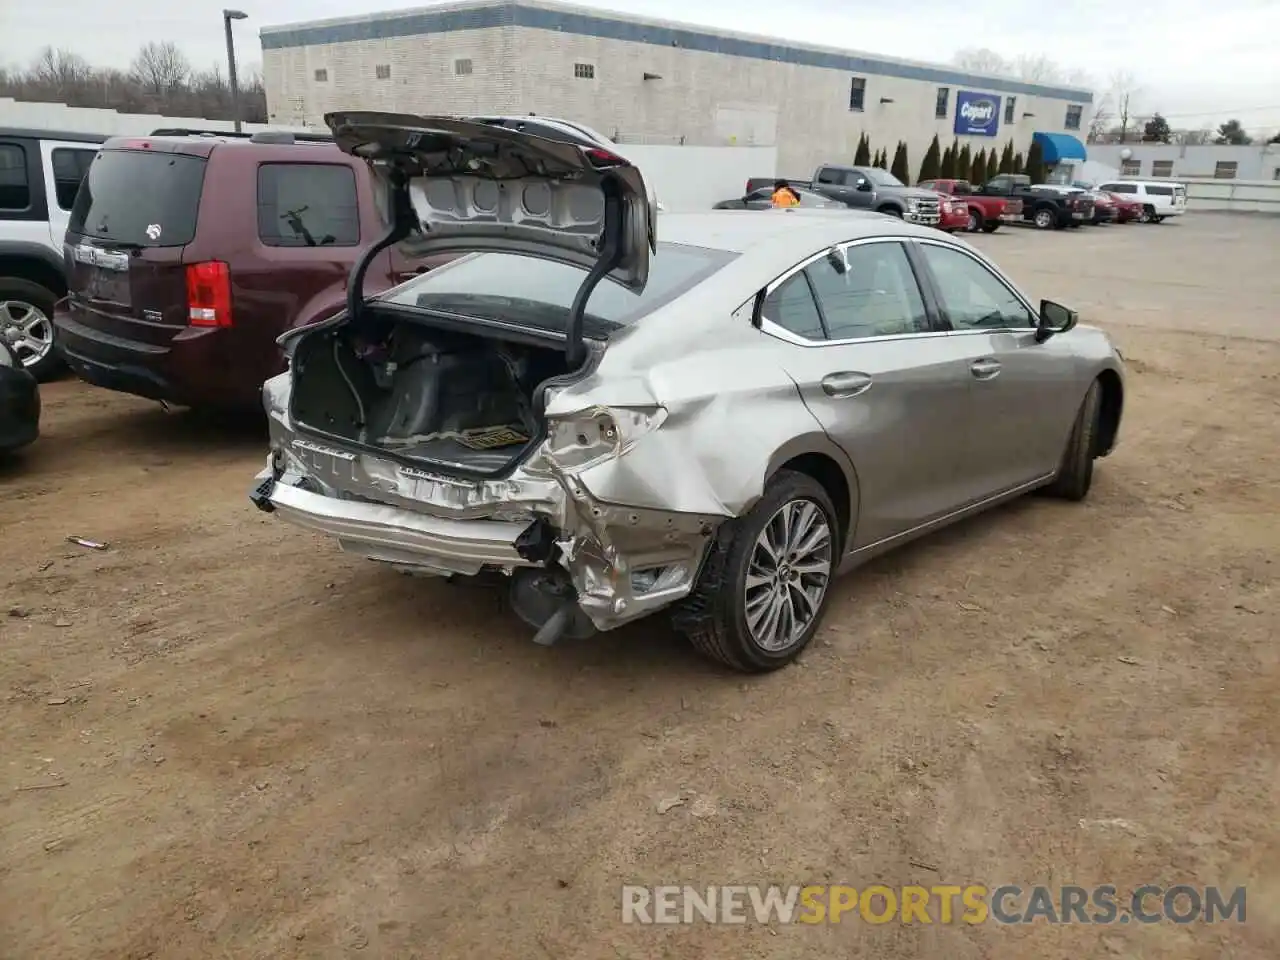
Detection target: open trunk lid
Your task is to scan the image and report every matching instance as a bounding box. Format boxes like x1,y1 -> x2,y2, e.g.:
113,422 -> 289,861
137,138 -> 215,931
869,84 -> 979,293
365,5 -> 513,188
325,111 -> 656,292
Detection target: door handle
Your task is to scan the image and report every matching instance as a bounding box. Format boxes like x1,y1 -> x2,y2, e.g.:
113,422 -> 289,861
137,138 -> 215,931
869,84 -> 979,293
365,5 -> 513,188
821,371 -> 873,398
970,358 -> 1002,380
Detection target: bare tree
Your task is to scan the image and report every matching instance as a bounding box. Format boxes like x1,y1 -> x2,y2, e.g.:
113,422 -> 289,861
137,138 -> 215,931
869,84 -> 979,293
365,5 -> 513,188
1177,129 -> 1214,146
952,48 -> 1010,76
1011,54 -> 1064,84
130,40 -> 191,96
1107,71 -> 1141,143
29,46 -> 93,99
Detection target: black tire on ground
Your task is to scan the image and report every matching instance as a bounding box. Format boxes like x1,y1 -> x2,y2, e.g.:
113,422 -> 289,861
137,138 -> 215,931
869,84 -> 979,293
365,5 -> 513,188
0,277 -> 63,381
967,209 -> 983,232
877,205 -> 904,218
1139,206 -> 1155,223
1033,207 -> 1057,230
674,469 -> 841,673
981,221 -> 1000,233
1046,379 -> 1102,501
1152,215 -> 1165,224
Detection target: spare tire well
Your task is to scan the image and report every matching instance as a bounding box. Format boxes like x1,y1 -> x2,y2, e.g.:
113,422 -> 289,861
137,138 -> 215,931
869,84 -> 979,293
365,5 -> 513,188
774,453 -> 851,548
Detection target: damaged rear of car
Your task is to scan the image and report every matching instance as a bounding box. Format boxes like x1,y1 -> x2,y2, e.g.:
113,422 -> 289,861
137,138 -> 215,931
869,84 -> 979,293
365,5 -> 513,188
251,112 -> 736,648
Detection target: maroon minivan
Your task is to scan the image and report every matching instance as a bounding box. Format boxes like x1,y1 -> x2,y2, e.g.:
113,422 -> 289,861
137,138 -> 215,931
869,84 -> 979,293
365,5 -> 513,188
55,130 -> 435,411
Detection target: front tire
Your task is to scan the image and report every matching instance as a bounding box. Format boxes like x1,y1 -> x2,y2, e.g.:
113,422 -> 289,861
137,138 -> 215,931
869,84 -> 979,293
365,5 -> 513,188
967,209 -> 983,232
1152,215 -> 1165,224
0,278 -> 62,381
981,221 -> 1000,233
1047,380 -> 1102,501
677,470 -> 840,673
1139,206 -> 1156,223
877,205 -> 904,218
1033,207 -> 1056,230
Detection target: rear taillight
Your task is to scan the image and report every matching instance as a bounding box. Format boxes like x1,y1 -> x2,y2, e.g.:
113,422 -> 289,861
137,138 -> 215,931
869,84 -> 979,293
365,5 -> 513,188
186,261 -> 232,327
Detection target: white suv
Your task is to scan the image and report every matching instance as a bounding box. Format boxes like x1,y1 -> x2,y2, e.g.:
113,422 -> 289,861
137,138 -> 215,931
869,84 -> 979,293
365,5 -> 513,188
1,127 -> 107,378
1094,180 -> 1188,223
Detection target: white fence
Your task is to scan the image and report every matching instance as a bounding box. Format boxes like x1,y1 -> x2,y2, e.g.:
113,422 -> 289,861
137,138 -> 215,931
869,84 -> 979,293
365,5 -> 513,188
0,97 -> 311,136
1182,178 -> 1280,216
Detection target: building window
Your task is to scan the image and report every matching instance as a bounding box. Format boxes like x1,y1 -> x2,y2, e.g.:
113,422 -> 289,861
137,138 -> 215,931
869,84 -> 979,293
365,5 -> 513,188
1064,105 -> 1083,130
1151,160 -> 1173,178
454,58 -> 473,76
1214,161 -> 1238,179
313,68 -> 328,82
574,62 -> 595,80
375,64 -> 391,80
849,76 -> 866,111
1274,167 -> 1280,181
935,87 -> 949,119
1005,96 -> 1016,123
1120,159 -> 1140,176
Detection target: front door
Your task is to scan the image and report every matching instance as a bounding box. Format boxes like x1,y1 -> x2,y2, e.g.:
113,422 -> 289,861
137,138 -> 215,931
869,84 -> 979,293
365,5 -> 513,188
760,238 -> 977,550
912,238 -> 1082,498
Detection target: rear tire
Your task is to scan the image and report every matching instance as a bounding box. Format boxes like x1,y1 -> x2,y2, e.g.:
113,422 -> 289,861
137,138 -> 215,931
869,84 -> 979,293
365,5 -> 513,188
0,278 -> 63,382
1046,380 -> 1102,502
675,470 -> 840,673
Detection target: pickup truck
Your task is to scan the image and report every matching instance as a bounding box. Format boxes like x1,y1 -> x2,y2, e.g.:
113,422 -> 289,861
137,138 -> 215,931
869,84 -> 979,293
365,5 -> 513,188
748,166 -> 943,226
916,178 -> 1022,233
975,174 -> 1094,230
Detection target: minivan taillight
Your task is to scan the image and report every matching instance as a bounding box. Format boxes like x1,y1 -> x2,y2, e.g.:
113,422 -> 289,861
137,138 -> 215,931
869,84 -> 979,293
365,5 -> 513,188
186,261 -> 232,327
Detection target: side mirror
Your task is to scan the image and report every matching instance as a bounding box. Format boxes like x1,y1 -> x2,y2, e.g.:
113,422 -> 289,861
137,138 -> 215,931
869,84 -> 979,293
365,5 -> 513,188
1036,299 -> 1078,342
856,179 -> 873,192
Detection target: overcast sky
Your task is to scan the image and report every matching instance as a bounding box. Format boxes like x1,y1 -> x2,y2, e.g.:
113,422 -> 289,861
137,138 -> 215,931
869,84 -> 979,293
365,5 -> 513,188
4,0 -> 1278,133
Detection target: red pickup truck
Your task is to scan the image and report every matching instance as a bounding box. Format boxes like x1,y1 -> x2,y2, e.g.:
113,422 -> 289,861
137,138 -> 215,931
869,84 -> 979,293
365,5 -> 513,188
917,178 -> 1022,233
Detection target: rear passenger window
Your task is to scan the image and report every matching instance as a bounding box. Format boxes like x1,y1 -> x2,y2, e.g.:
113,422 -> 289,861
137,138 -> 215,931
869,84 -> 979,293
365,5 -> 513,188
1105,183 -> 1137,194
0,144 -> 31,210
762,272 -> 825,340
815,168 -> 844,185
805,242 -> 929,339
51,147 -> 98,210
257,163 -> 359,247
1145,185 -> 1173,196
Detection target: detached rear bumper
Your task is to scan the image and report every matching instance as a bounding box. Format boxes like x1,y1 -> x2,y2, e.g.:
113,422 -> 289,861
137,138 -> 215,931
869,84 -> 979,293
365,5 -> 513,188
254,469 -> 533,575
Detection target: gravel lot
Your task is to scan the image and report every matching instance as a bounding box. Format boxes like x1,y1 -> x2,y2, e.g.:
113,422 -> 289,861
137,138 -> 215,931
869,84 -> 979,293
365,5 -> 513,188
2,213 -> 1277,959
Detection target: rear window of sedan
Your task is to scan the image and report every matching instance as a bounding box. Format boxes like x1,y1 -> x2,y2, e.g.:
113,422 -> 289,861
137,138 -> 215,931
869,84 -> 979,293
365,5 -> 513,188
381,242 -> 737,329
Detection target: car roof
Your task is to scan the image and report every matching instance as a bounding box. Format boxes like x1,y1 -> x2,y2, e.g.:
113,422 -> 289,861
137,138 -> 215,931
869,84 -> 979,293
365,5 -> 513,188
658,210 -> 944,255
0,127 -> 108,144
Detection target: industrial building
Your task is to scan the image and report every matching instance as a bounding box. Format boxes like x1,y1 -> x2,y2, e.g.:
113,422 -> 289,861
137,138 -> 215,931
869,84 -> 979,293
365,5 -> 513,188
260,0 -> 1095,179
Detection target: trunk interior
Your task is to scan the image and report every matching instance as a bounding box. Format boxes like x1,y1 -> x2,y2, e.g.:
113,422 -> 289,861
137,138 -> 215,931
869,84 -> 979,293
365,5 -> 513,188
289,311 -> 578,475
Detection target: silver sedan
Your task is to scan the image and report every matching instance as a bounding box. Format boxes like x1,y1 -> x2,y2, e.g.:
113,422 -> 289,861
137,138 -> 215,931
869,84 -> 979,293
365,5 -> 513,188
251,113 -> 1126,673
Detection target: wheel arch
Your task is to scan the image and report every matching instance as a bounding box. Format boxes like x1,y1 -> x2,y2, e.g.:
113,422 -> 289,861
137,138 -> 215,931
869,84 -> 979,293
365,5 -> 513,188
765,434 -> 860,550
0,242 -> 66,297
1095,368 -> 1124,457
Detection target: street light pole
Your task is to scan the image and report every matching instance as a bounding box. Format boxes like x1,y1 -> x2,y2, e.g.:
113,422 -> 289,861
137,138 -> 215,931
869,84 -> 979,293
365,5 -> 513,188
223,9 -> 249,133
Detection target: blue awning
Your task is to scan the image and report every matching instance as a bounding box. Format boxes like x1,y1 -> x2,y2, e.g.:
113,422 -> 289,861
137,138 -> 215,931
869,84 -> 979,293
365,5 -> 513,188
1033,132 -> 1088,164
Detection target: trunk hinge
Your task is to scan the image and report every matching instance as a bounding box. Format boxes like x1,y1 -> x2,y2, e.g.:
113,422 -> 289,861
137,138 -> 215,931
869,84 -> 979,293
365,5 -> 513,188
565,178 -> 626,368
346,163 -> 418,326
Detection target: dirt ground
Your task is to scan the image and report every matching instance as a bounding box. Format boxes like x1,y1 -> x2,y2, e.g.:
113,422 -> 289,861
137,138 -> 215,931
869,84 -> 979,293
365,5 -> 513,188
2,213 -> 1278,959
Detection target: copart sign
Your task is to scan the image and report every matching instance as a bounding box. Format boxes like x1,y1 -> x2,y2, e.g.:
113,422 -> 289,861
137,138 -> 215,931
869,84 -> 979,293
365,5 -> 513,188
954,91 -> 1001,137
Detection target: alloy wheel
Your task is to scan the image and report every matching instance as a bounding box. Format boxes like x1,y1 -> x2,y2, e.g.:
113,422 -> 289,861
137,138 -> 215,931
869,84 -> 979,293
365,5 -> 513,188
743,498 -> 833,653
0,300 -> 54,369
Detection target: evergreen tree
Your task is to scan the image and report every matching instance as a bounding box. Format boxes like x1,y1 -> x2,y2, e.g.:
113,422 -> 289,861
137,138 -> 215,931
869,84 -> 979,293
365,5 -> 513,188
1012,151 -> 1025,174
998,141 -> 1014,174
957,143 -> 972,181
940,143 -> 956,179
891,141 -> 910,184
971,147 -> 988,185
853,133 -> 871,166
917,134 -> 942,182
1025,140 -> 1046,183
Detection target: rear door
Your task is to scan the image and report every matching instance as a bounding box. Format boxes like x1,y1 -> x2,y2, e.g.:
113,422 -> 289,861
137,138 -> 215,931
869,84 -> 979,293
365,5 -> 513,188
64,144 -> 208,349
814,167 -> 860,207
761,238 -> 977,549
41,141 -> 98,249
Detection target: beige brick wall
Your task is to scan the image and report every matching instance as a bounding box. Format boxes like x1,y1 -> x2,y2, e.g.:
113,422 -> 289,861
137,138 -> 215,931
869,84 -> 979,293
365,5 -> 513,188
264,26 -> 1091,180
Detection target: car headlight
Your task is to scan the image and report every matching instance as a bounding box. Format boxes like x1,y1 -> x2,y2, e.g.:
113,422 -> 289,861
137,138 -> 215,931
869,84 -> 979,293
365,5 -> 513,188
526,405 -> 667,475
907,198 -> 920,210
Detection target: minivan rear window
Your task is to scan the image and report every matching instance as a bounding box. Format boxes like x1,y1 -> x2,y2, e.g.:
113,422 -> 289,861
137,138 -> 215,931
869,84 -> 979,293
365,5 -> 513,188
68,149 -> 207,247
382,243 -> 738,330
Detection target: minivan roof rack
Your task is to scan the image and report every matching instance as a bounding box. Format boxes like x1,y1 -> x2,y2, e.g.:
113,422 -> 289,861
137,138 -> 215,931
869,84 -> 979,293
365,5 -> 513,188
148,127 -> 333,143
